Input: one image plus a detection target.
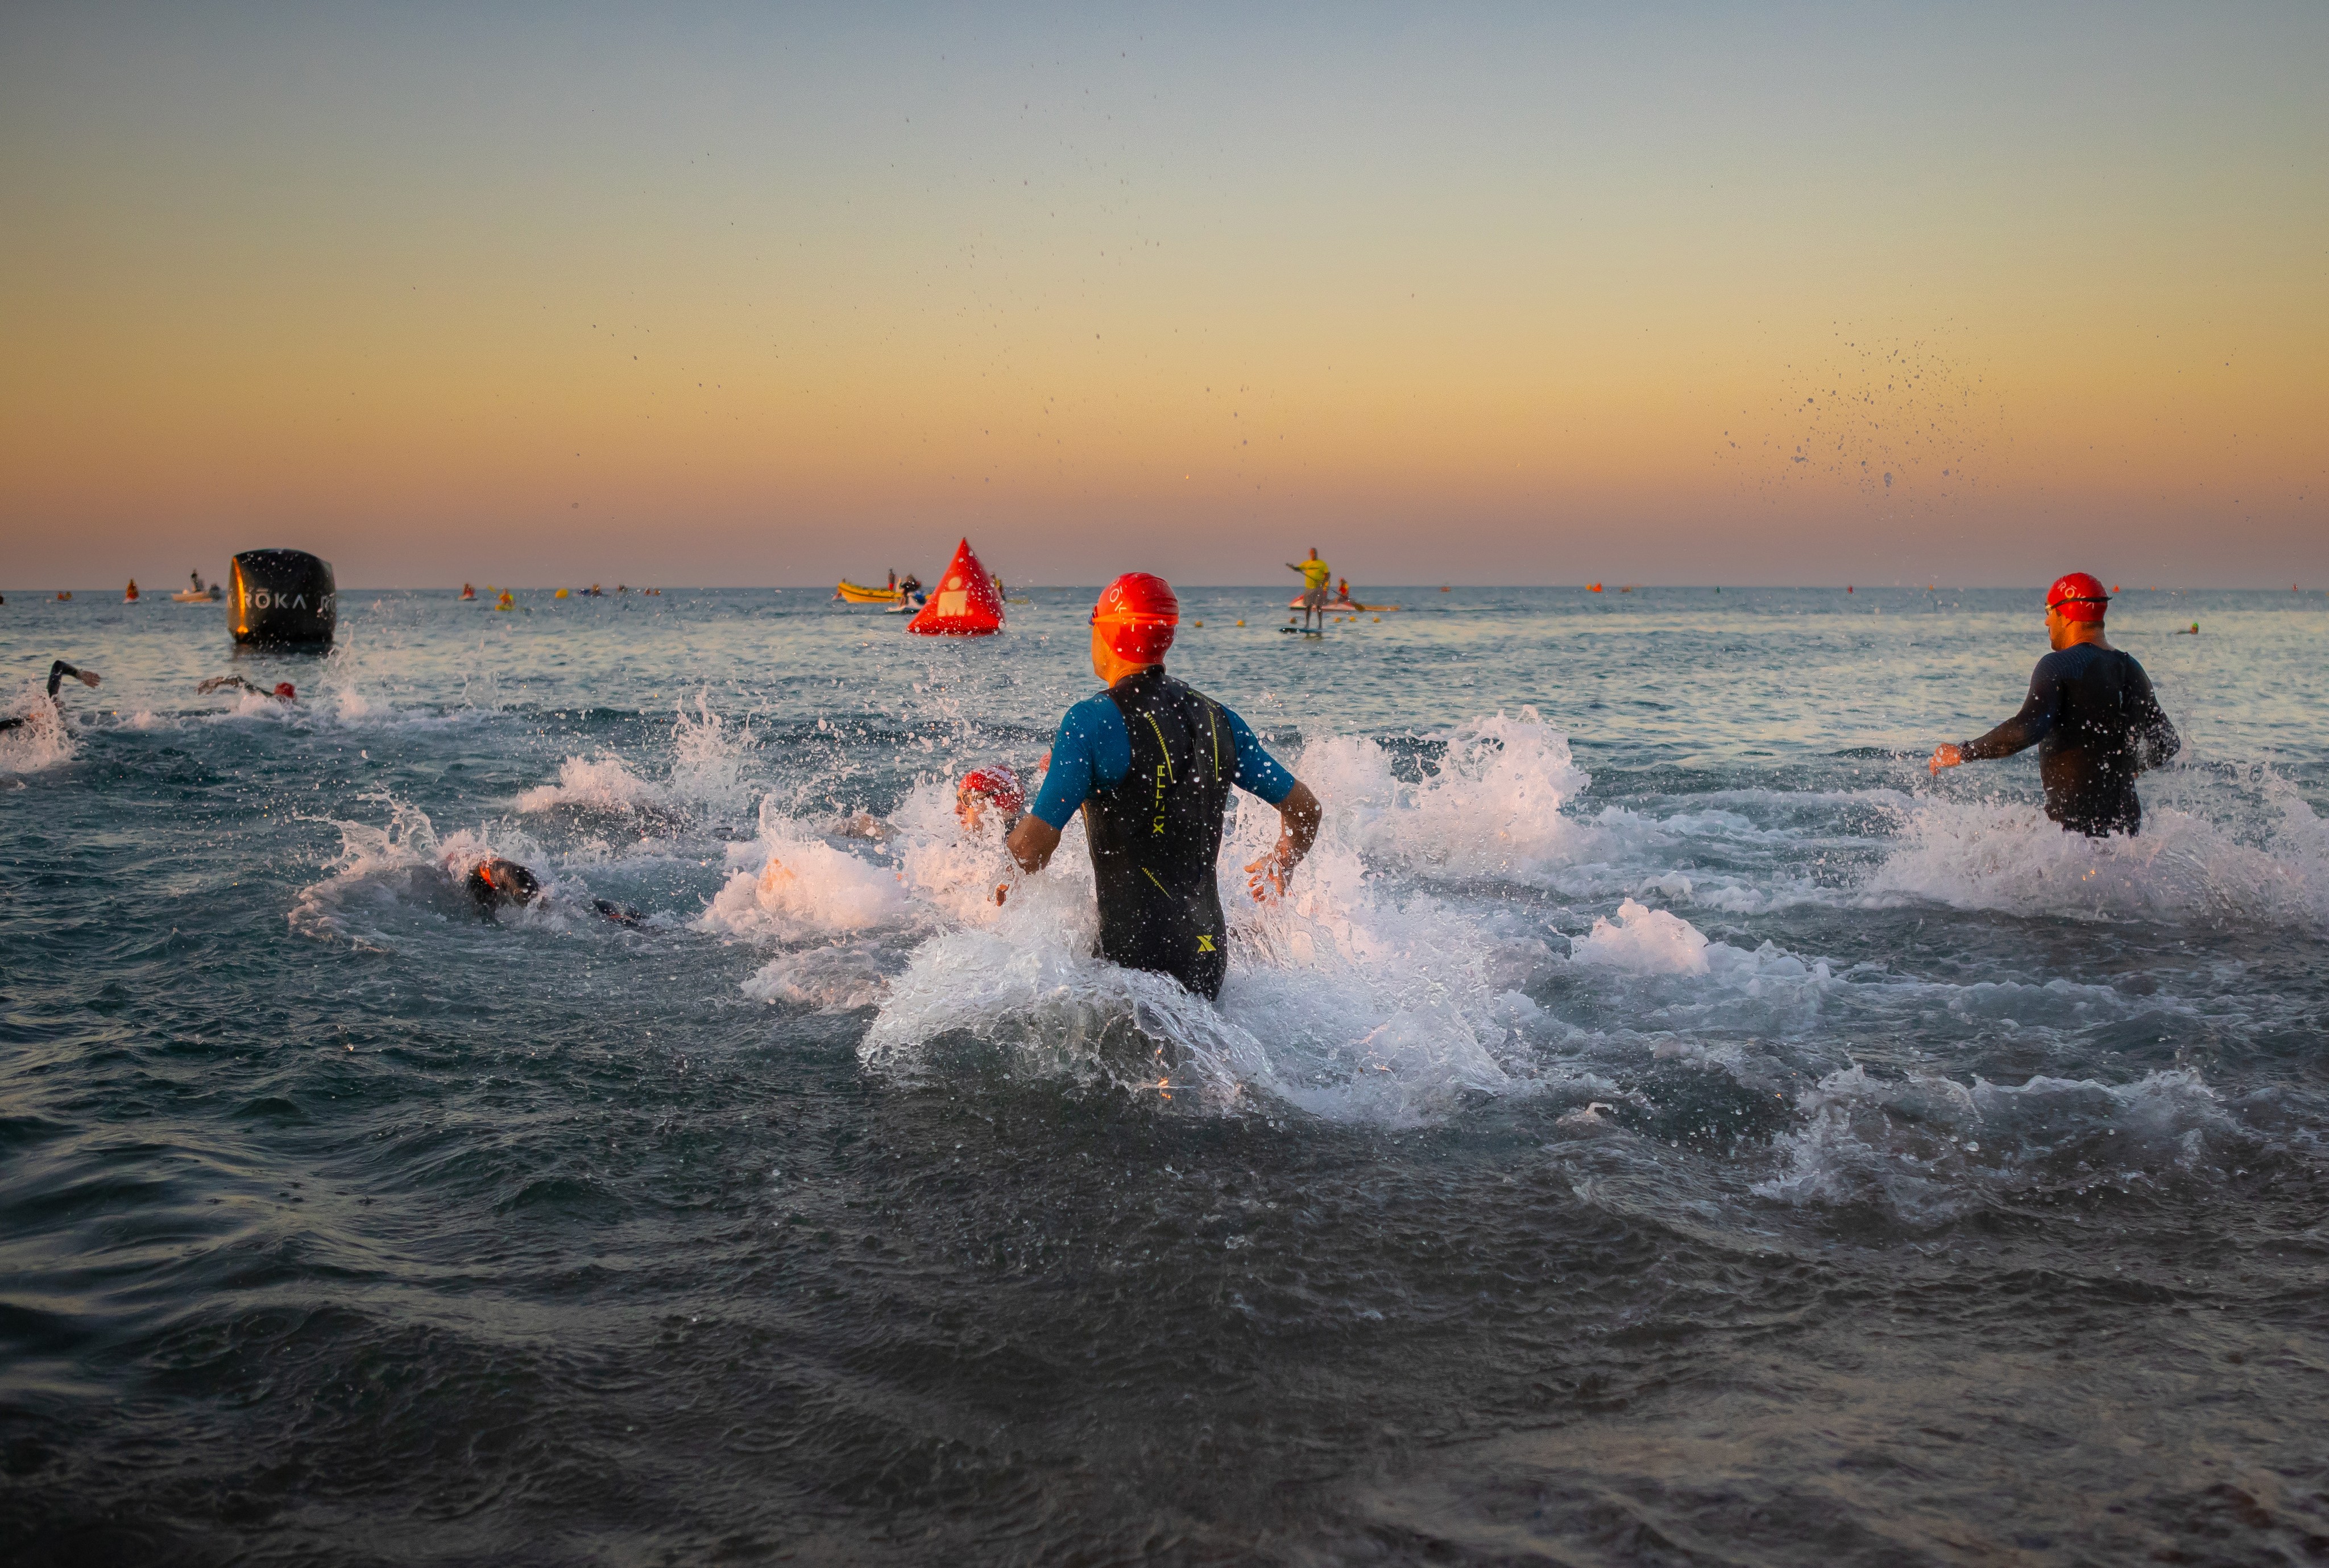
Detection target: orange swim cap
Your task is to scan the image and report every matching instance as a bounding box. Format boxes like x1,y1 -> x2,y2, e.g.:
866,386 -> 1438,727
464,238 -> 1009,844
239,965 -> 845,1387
2046,572 -> 2108,623
1090,573 -> 1178,662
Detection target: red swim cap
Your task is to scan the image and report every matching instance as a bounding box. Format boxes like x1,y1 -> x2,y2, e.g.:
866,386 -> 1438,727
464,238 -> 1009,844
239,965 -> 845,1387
273,683 -> 296,700
1090,572 -> 1178,662
957,765 -> 1025,814
2046,572 -> 2109,623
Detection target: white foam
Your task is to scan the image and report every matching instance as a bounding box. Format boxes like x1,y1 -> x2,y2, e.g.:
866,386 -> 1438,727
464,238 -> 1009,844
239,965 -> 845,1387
665,692 -> 756,818
517,693 -> 757,827
855,742 -> 1585,1125
289,795 -> 449,942
1301,707 -> 1605,884
1866,782 -> 2329,928
1570,898 -> 1711,975
516,754 -> 673,817
0,698 -> 76,774
699,816 -> 915,942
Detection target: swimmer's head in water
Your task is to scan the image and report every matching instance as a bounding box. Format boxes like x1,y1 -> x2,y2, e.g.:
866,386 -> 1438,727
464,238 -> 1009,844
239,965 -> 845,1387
466,857 -> 540,909
273,682 -> 296,700
1089,573 -> 1178,663
956,765 -> 1026,831
2046,571 -> 2109,624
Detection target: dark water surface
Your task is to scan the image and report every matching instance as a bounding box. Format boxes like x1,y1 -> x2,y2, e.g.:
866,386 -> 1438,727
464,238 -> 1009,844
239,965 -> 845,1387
3,585 -> 2325,1565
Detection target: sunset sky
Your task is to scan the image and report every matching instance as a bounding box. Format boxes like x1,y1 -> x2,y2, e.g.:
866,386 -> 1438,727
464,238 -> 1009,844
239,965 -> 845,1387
4,3 -> 2323,587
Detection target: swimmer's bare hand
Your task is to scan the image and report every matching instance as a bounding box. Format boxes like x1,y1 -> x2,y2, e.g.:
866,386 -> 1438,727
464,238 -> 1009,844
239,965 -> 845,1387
1245,848 -> 1292,904
1929,743 -> 1962,775
993,881 -> 1009,907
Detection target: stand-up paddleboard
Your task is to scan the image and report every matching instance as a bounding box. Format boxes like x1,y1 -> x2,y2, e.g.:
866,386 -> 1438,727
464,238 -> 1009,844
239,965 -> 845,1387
1278,625 -> 1324,636
1286,598 -> 1398,612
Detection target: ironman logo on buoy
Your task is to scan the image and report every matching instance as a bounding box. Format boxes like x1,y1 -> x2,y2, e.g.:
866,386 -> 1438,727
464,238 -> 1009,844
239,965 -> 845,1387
906,539 -> 1005,636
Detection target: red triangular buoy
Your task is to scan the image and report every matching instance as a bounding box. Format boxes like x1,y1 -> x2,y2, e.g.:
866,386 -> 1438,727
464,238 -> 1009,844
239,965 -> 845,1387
906,539 -> 1005,637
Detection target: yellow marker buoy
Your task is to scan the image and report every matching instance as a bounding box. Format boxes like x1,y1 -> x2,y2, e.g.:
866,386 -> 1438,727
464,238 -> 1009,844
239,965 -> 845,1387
1235,619 -> 1245,627
554,588 -> 569,599
1192,619 -> 1203,627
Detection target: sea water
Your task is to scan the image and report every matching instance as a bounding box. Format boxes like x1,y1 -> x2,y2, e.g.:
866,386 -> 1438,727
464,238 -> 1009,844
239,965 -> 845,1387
2,584 -> 2324,1562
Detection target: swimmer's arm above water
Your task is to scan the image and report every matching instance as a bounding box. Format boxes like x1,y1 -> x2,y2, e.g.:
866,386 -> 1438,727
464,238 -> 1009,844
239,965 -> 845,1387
2126,663 -> 2180,771
1930,662 -> 2058,774
6,660 -> 98,728
1242,781 -> 1320,903
1006,812 -> 1062,874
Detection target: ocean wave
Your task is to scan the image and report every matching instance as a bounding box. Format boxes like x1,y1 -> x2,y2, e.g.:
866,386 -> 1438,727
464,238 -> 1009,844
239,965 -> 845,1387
1864,778 -> 2329,928
1751,1063 -> 2266,1225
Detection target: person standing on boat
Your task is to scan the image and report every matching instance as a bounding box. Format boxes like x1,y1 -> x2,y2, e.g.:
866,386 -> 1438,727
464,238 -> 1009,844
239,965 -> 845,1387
1005,573 -> 1321,1000
1286,548 -> 1331,630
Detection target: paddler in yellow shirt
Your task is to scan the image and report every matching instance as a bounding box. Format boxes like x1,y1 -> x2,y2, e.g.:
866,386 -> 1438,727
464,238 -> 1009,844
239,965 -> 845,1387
1286,547 -> 1332,630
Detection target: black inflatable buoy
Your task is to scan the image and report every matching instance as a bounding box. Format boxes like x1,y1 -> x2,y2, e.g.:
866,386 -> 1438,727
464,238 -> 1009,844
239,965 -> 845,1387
229,549 -> 335,648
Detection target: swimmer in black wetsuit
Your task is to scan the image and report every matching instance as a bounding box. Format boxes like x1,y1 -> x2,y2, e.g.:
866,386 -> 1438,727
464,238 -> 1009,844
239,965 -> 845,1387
462,856 -> 643,926
0,660 -> 100,730
1929,572 -> 2179,837
1005,573 -> 1321,1000
197,675 -> 296,701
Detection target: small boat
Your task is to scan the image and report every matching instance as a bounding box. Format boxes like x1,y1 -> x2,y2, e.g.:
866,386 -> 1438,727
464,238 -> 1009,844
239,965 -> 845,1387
173,572 -> 221,602
884,590 -> 928,615
124,579 -> 141,602
836,579 -> 904,604
459,583 -> 476,600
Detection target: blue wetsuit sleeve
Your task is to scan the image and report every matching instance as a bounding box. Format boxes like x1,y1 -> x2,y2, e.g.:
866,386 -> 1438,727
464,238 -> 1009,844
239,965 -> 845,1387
1222,707 -> 1297,805
1029,696 -> 1133,828
1962,654 -> 2061,759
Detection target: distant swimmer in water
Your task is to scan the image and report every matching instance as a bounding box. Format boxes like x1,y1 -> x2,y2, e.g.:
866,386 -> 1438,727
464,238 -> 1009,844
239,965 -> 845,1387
197,675 -> 296,701
2176,622 -> 2199,634
1005,573 -> 1321,999
1928,572 -> 2180,837
0,659 -> 101,731
462,855 -> 643,925
1286,547 -> 1331,630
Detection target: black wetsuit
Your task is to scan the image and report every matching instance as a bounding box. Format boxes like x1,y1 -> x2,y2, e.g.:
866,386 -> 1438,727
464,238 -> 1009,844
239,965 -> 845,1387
1082,668 -> 1236,999
1961,642 -> 2179,836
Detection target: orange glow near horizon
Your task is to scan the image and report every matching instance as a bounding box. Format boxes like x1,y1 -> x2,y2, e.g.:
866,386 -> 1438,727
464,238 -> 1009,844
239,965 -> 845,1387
3,7 -> 2324,586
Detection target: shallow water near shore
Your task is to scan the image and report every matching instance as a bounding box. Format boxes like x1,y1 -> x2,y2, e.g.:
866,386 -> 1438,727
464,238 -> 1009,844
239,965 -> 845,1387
4,583 -> 2326,1564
